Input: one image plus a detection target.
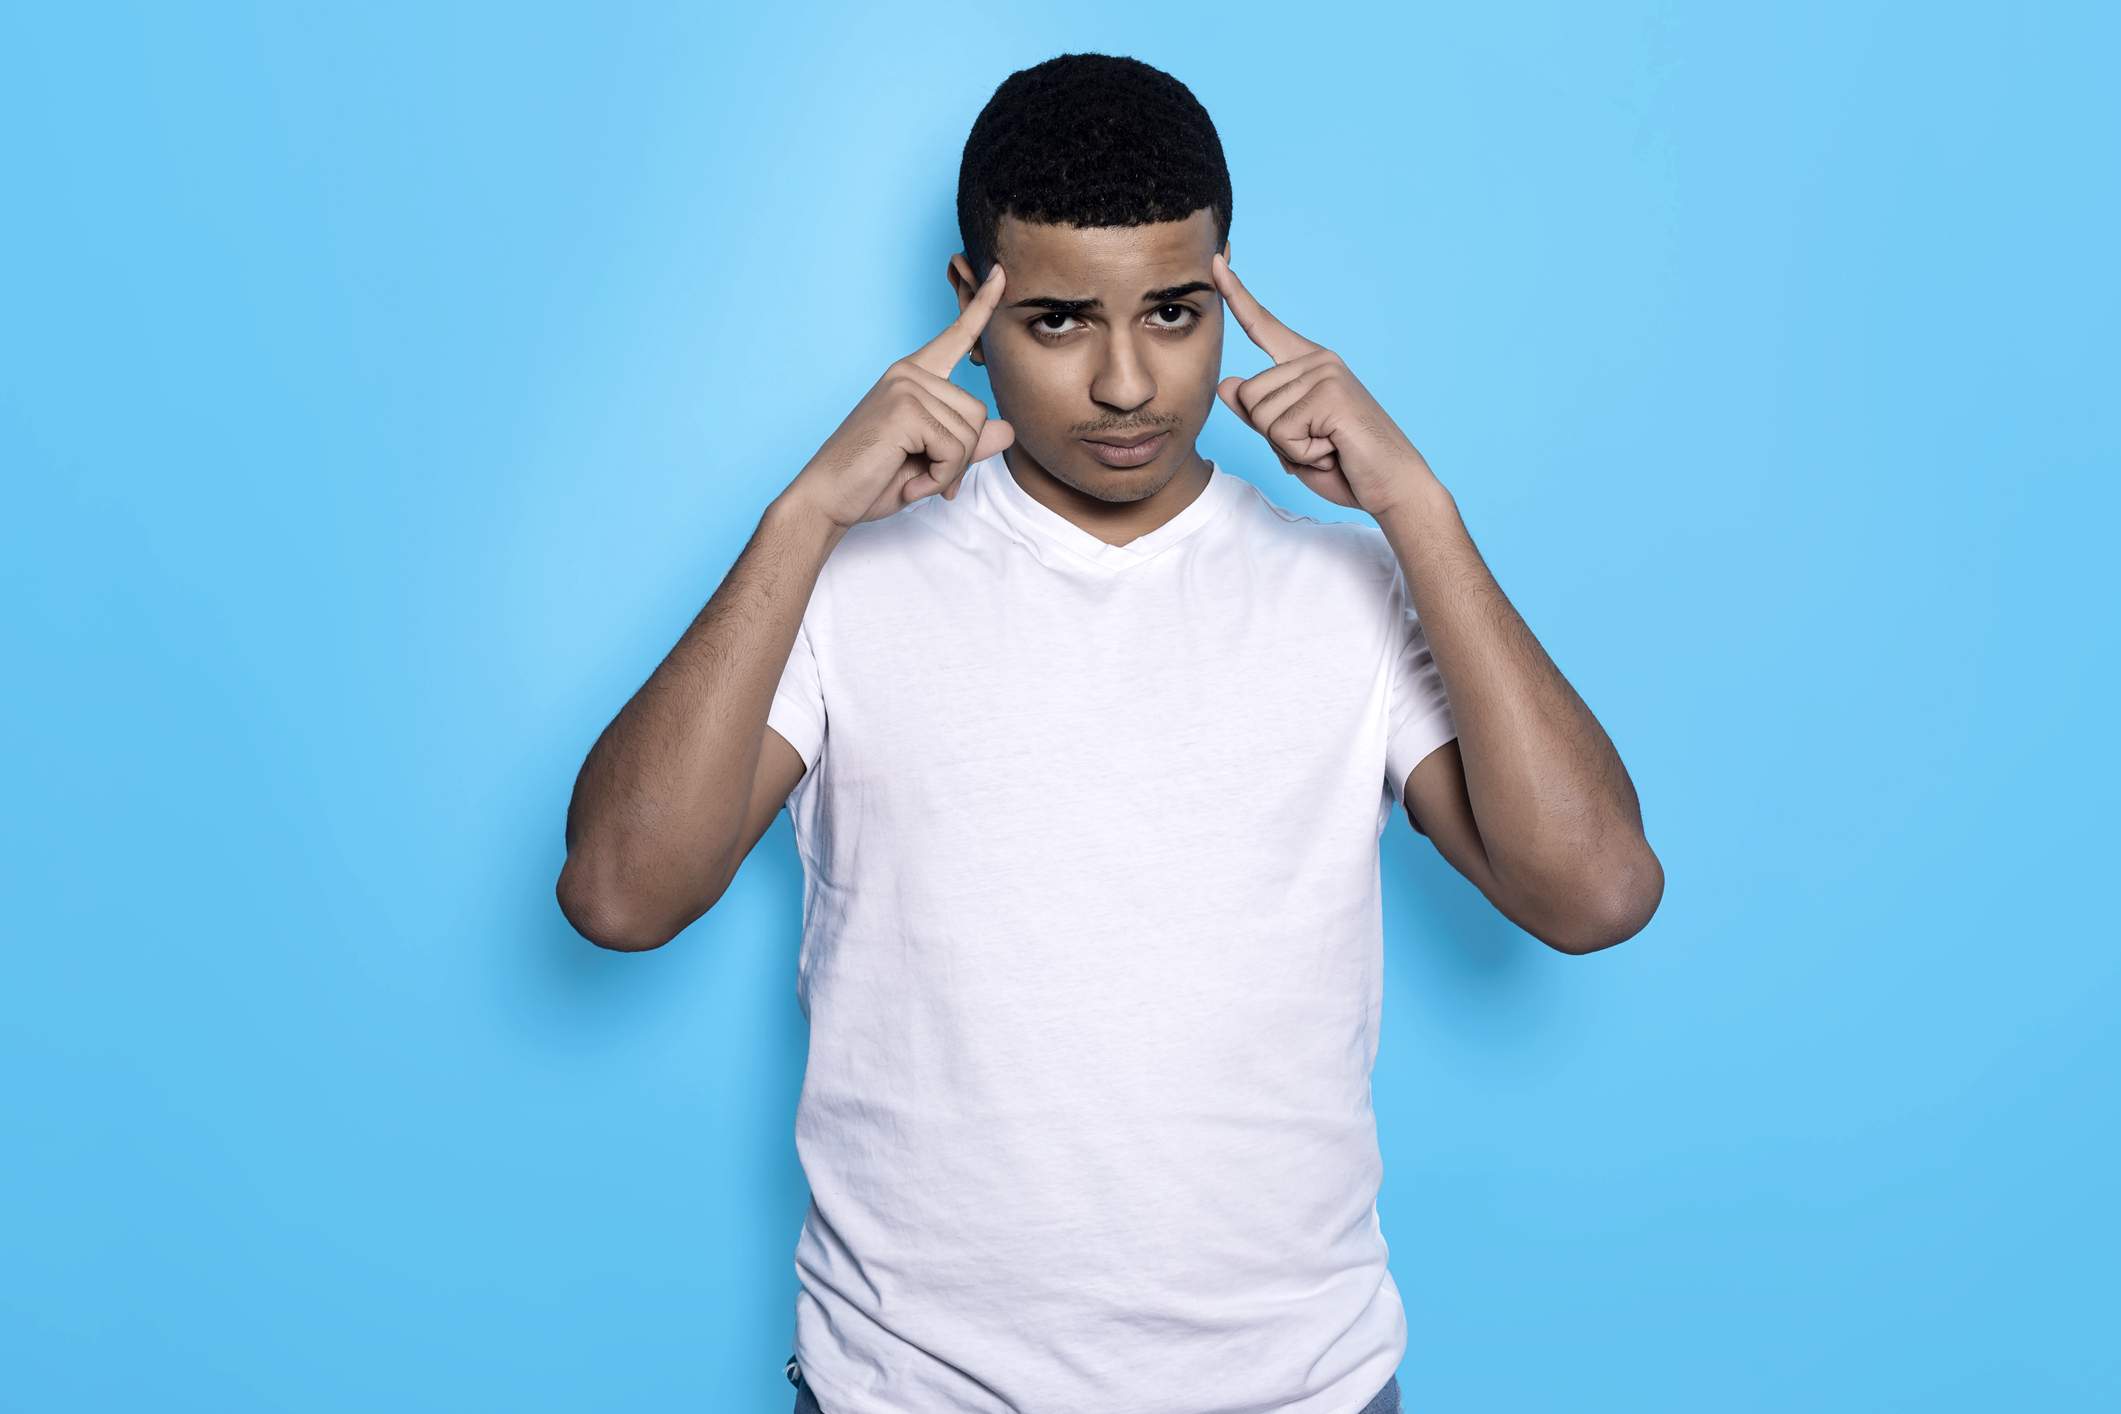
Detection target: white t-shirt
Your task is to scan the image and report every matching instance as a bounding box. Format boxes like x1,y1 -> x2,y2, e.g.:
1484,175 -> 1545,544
768,454 -> 1456,1414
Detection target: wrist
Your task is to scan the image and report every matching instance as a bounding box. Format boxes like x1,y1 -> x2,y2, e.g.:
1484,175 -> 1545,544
762,486 -> 851,560
1369,465 -> 1460,541
1363,449 -> 1450,520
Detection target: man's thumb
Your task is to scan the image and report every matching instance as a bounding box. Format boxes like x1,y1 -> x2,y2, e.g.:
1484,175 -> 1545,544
972,419 -> 1015,463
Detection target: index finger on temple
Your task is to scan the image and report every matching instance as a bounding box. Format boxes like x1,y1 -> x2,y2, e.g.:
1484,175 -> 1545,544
1212,253 -> 1314,364
908,263 -> 1007,378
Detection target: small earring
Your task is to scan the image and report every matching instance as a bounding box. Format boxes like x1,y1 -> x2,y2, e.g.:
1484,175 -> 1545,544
969,346 -> 985,367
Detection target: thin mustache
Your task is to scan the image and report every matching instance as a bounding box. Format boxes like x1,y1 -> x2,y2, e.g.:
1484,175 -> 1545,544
1068,413 -> 1183,437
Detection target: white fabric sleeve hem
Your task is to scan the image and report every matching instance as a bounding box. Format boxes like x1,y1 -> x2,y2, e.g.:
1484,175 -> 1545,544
767,696 -> 824,772
1385,708 -> 1458,804
766,622 -> 827,770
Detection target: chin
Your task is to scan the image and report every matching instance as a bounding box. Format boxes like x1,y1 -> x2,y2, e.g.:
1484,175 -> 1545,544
1056,466 -> 1172,504
1047,447 -> 1196,504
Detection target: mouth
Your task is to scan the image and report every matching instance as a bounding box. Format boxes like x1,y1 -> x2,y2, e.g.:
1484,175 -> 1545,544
1080,429 -> 1170,469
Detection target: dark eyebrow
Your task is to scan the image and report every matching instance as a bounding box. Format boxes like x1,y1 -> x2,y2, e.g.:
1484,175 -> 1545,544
1011,281 -> 1214,313
1145,281 -> 1214,303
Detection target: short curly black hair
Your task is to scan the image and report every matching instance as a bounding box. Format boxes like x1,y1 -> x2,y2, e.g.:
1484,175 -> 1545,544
957,54 -> 1232,277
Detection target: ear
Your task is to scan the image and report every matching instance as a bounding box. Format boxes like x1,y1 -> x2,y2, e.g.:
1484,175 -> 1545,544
947,254 -> 987,365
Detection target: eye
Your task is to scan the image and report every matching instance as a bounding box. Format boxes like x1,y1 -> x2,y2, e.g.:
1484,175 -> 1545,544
1148,303 -> 1197,330
1032,312 -> 1083,336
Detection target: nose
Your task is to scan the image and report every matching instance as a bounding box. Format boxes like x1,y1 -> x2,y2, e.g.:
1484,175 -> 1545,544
1088,326 -> 1157,414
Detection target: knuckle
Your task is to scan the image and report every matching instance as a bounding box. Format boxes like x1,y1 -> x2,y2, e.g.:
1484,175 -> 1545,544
928,413 -> 966,452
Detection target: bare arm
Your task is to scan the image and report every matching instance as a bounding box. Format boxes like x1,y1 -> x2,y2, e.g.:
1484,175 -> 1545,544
557,265 -> 1015,950
557,510 -> 828,950
1385,502 -> 1661,953
1212,255 -> 1662,954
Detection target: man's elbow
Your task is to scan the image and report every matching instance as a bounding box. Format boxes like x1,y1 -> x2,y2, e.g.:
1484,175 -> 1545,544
1535,845 -> 1665,956
556,857 -> 721,952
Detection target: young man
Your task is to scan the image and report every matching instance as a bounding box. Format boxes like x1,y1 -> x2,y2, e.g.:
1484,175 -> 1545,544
560,54 -> 1661,1414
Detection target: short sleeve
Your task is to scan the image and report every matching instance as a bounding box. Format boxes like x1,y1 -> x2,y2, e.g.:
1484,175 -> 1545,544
766,621 -> 826,771
1383,575 -> 1457,801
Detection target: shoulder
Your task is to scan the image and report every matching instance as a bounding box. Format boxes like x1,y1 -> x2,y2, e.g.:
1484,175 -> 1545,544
1216,474 -> 1400,590
824,486 -> 984,571
807,483 -> 1004,631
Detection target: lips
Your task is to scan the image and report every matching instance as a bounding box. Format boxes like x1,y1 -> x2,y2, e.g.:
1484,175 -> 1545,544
1081,430 -> 1170,469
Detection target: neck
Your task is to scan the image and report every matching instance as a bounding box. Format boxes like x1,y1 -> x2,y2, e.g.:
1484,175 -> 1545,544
1002,446 -> 1213,547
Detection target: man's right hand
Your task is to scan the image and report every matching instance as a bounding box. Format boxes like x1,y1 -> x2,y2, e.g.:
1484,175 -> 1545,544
786,262 -> 1016,529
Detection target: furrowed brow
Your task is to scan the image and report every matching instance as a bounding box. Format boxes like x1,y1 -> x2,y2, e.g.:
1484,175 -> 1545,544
1012,296 -> 1101,313
1145,281 -> 1215,303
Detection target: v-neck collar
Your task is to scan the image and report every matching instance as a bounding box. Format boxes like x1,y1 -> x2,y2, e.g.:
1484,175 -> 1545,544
975,453 -> 1238,573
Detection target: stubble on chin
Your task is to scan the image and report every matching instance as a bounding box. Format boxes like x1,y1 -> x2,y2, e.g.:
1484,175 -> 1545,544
1047,455 -> 1194,504
1008,428 -> 1195,504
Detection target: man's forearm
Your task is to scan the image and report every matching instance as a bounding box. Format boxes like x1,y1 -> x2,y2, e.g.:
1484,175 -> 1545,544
1374,475 -> 1659,935
558,496 -> 841,947
556,271 -> 1013,949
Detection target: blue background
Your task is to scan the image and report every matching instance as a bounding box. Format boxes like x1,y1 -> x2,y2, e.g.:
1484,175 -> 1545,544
4,1 -> 2115,1409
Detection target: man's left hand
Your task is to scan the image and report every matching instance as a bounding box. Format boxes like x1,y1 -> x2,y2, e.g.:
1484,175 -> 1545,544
1211,253 -> 1438,518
